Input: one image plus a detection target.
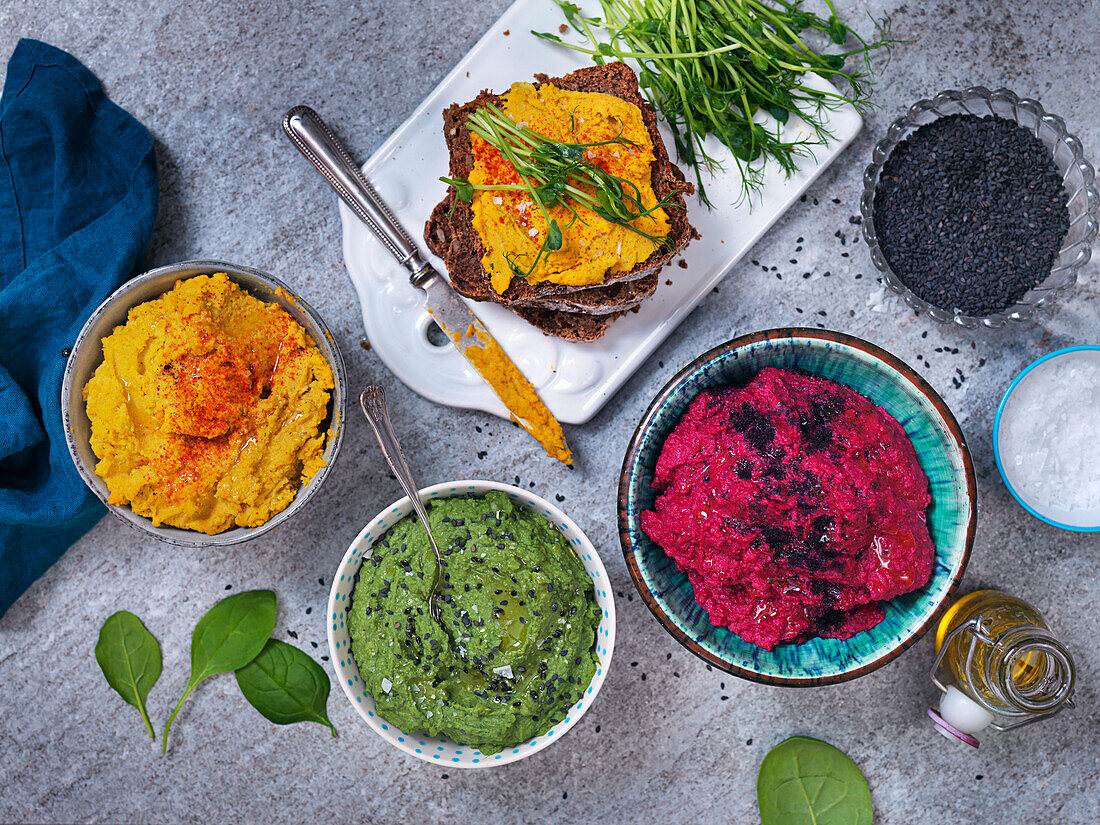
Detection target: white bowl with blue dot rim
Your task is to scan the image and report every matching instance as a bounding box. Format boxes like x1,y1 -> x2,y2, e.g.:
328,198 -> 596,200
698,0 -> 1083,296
327,479 -> 616,768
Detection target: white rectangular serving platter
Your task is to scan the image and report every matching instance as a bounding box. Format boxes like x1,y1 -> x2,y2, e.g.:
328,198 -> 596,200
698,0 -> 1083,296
340,0 -> 861,425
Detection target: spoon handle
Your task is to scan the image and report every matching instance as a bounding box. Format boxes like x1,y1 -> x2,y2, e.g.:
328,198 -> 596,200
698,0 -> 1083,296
358,386 -> 438,550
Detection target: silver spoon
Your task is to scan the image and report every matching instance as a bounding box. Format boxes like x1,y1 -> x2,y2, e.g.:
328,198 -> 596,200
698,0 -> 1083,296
359,385 -> 443,621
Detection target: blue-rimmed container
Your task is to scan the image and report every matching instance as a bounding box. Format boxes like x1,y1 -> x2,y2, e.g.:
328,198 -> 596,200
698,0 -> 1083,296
994,346 -> 1100,532
328,480 -> 615,767
618,329 -> 977,686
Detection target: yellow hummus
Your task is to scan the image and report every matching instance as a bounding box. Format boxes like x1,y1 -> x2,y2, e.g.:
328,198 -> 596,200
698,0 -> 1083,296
83,273 -> 334,534
469,82 -> 670,294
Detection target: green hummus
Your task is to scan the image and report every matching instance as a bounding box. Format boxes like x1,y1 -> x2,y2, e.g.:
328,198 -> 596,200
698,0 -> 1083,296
347,491 -> 601,754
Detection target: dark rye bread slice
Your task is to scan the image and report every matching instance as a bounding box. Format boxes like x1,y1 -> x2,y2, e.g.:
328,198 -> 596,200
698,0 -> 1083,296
534,272 -> 658,315
512,305 -> 635,341
424,62 -> 693,338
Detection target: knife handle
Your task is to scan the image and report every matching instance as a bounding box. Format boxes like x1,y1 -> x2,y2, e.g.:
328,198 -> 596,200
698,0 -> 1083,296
283,105 -> 431,279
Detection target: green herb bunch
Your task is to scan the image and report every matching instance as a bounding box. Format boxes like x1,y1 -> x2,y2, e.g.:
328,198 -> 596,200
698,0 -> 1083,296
95,590 -> 337,754
441,102 -> 676,279
535,0 -> 897,205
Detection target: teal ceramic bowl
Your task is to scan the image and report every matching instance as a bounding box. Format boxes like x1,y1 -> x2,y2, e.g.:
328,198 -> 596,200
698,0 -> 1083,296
618,329 -> 976,686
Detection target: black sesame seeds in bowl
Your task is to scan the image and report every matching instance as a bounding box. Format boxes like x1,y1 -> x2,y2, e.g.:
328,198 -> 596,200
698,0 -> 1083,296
861,87 -> 1098,328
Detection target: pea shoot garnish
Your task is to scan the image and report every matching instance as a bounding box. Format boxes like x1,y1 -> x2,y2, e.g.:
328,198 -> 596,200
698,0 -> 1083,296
441,102 -> 676,279
535,0 -> 899,206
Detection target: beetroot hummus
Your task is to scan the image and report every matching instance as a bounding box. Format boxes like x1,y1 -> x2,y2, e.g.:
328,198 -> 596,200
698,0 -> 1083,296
640,367 -> 934,650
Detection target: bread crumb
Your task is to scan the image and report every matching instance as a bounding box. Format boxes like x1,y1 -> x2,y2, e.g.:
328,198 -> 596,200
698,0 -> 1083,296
503,29 -> 510,35
559,23 -> 568,33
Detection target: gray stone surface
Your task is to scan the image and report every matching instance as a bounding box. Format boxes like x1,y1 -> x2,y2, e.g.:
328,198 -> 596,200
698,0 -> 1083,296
1,0 -> 1098,821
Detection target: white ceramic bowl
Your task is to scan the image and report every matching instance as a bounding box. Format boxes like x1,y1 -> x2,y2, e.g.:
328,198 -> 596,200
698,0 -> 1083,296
328,480 -> 615,768
61,260 -> 347,546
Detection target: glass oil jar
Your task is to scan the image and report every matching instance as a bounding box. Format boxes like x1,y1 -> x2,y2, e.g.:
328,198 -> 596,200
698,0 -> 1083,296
927,589 -> 1075,747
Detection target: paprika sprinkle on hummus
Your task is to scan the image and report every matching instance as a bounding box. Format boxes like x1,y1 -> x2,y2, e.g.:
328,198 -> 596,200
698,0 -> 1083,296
83,273 -> 334,534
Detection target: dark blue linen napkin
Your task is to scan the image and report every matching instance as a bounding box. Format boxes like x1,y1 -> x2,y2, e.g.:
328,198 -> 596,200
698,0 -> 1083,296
0,39 -> 158,617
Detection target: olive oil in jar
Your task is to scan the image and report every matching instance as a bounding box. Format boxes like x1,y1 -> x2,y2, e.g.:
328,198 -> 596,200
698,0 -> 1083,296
928,589 -> 1075,747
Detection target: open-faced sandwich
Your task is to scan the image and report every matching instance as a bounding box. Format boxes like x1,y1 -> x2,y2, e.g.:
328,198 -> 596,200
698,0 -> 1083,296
426,62 -> 694,342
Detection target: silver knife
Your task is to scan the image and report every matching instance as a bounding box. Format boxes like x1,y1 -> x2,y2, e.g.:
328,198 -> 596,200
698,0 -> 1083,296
282,106 -> 572,464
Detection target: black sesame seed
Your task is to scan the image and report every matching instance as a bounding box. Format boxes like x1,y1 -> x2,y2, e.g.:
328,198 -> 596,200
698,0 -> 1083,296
873,113 -> 1069,315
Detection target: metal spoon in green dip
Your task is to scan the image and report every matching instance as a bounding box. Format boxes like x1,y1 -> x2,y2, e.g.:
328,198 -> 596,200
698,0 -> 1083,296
359,385 -> 443,622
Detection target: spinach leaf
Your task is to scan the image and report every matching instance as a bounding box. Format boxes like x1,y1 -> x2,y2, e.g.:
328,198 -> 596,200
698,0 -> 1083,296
757,736 -> 872,825
94,611 -> 162,740
161,589 -> 276,753
235,639 -> 337,736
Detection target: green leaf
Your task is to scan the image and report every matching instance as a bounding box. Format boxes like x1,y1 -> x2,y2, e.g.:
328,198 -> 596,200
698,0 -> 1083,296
94,611 -> 162,740
532,31 -> 564,44
757,737 -> 873,825
556,0 -> 581,24
827,16 -> 849,45
546,219 -> 563,251
162,590 -> 277,753
235,639 -> 337,736
440,176 -> 474,202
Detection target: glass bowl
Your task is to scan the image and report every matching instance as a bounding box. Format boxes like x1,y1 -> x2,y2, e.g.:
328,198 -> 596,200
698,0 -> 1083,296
860,87 -> 1099,329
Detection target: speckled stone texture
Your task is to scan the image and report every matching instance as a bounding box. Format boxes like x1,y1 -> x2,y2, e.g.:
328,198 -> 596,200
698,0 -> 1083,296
1,1 -> 1098,822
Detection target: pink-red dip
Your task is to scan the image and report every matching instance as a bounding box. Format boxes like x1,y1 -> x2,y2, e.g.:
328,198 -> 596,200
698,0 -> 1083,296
641,367 -> 935,650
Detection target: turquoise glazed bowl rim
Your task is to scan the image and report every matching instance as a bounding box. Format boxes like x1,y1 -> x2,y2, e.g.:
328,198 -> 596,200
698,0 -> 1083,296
618,328 -> 977,687
992,345 -> 1100,532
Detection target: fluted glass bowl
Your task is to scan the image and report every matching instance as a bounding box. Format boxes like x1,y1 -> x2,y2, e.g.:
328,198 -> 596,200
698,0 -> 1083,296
861,87 -> 1098,329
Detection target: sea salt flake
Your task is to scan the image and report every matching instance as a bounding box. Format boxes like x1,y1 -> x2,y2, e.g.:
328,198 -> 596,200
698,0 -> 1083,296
381,678 -> 392,694
999,352 -> 1100,513
493,665 -> 514,679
